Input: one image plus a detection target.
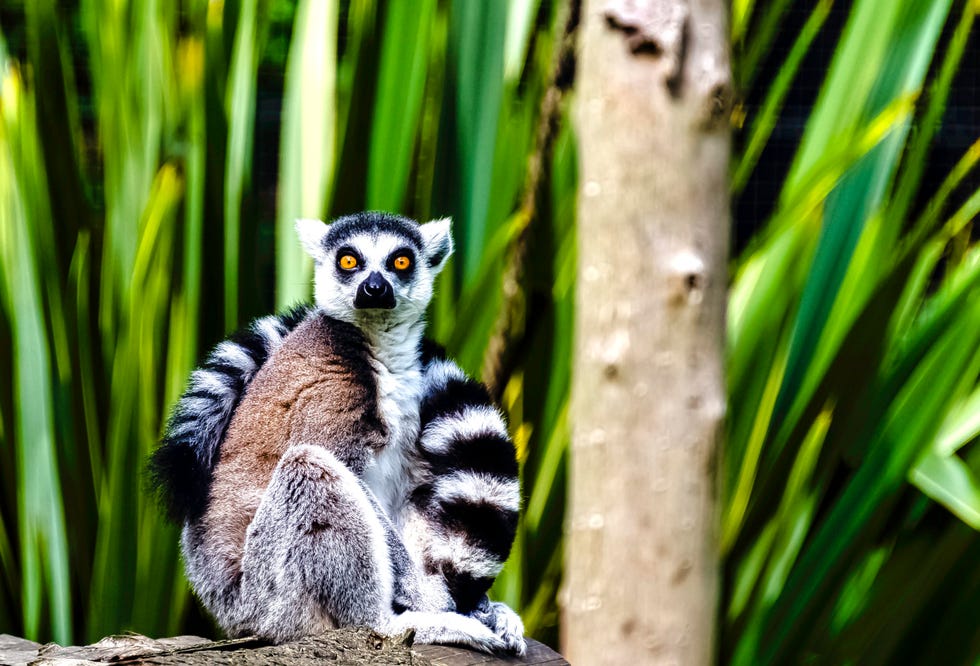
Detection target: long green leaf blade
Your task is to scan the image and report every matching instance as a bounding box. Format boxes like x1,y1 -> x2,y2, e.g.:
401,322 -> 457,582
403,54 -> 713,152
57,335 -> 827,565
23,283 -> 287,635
276,0 -> 337,309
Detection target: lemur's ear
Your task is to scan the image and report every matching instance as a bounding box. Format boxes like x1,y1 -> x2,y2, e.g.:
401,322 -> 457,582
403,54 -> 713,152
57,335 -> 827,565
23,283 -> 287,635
420,217 -> 454,273
295,218 -> 331,262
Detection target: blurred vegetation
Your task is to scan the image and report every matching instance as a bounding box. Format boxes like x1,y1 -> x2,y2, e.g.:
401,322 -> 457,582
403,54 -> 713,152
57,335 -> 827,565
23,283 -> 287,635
726,0 -> 980,663
1,0 -> 979,663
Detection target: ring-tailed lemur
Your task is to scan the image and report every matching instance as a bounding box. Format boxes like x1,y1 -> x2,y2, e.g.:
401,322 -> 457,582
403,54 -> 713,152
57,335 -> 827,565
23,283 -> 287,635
149,213 -> 524,653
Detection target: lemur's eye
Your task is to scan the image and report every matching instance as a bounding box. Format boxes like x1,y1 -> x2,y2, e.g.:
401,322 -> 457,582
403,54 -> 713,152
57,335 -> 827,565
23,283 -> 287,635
393,255 -> 411,271
338,254 -> 358,270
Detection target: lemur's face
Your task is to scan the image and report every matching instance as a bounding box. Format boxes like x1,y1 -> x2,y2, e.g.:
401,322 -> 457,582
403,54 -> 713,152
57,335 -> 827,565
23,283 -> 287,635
296,213 -> 453,327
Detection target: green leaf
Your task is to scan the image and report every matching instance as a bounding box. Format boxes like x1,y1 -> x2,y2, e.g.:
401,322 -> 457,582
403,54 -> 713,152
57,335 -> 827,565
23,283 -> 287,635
910,453 -> 980,530
450,0 -> 507,285
504,0 -> 540,82
933,385 -> 980,457
736,0 -> 795,88
887,2 -> 975,230
769,0 -> 952,462
0,61 -> 72,643
733,0 -> 832,193
224,0 -> 262,329
366,0 -> 435,211
275,0 -> 337,310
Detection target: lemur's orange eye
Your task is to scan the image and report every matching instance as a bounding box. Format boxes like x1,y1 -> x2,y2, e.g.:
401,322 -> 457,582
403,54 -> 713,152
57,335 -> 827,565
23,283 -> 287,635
338,254 -> 358,270
393,255 -> 411,270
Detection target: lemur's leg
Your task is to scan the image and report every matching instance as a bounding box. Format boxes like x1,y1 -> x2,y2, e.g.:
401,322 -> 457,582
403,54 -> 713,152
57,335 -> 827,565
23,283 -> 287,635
236,443 -> 391,641
237,443 -> 505,652
407,356 -> 526,654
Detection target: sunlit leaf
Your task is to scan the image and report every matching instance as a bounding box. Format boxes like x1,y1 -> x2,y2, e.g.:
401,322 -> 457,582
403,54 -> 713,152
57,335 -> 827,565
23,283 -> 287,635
911,453 -> 980,529
276,0 -> 337,310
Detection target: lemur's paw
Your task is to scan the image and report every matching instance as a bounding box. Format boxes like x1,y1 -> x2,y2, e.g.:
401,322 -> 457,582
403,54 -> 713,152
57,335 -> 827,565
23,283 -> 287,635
470,600 -> 526,656
383,610 -> 507,654
499,623 -> 527,656
463,625 -> 509,654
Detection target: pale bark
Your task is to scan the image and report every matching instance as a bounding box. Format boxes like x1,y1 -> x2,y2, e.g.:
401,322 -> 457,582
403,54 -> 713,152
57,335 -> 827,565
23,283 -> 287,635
564,0 -> 731,664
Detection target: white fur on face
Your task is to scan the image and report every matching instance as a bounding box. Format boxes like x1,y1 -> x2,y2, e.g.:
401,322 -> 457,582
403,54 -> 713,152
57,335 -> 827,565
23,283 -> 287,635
312,231 -> 438,327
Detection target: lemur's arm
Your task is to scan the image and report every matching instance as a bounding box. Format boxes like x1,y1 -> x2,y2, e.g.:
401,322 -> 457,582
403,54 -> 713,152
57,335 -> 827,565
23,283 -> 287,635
410,349 -> 521,615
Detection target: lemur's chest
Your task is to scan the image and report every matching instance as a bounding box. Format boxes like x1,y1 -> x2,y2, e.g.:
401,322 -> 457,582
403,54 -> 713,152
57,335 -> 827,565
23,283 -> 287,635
361,347 -> 424,522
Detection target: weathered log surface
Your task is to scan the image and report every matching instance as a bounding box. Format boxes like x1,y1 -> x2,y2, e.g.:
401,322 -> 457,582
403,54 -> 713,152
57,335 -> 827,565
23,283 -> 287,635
0,630 -> 568,666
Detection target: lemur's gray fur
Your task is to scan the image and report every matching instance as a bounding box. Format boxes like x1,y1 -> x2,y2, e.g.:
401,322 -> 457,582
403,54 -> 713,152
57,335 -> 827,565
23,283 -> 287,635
150,213 -> 524,653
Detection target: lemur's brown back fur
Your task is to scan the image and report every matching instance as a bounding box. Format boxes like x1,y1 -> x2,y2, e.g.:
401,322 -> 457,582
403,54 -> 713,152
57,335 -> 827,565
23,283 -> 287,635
200,313 -> 386,576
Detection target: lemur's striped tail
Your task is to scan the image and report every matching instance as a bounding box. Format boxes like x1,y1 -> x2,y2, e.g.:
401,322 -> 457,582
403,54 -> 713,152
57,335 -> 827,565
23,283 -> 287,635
149,304 -> 313,523
412,357 -> 521,614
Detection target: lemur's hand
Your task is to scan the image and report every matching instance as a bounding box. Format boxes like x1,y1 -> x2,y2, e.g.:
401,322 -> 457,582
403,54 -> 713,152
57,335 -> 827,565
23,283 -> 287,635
469,597 -> 527,656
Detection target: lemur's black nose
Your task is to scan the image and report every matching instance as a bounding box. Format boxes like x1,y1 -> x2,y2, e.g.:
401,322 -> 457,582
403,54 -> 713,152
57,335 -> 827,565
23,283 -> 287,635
355,271 -> 396,309
363,272 -> 387,296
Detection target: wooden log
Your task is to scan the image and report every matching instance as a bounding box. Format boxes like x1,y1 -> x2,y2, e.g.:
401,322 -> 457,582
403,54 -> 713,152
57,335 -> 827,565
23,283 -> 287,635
0,630 -> 568,665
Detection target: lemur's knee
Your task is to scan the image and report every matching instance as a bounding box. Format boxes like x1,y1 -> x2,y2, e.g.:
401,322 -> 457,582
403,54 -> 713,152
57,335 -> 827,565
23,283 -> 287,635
245,445 -> 350,546
273,443 -> 347,493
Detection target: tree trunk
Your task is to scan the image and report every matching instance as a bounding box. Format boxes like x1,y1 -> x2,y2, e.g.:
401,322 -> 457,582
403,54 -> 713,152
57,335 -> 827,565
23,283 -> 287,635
564,0 -> 731,664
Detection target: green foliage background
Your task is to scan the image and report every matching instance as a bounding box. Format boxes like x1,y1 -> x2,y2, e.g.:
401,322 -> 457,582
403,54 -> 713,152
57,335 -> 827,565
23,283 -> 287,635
1,0 -> 979,663
727,0 -> 980,663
